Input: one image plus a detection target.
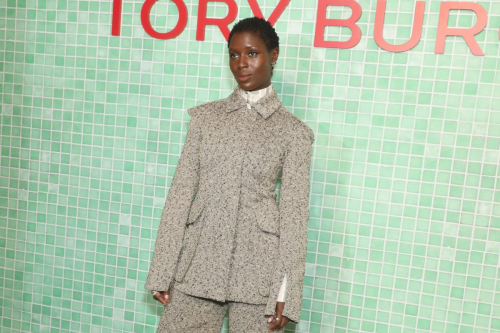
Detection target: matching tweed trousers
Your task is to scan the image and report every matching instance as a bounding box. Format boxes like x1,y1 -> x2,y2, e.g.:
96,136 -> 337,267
158,287 -> 285,333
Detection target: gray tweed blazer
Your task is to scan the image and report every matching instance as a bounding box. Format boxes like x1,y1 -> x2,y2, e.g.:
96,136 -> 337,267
144,85 -> 314,323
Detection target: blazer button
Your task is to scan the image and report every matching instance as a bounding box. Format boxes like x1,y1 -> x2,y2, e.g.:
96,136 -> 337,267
259,286 -> 269,297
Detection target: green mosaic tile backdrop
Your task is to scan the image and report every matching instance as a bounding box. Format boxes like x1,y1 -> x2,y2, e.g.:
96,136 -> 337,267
1,0 -> 499,332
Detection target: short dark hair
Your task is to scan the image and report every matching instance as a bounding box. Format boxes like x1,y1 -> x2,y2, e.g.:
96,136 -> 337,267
228,17 -> 279,51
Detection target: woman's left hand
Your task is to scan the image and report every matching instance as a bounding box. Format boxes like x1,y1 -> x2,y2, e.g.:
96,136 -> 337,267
267,301 -> 289,331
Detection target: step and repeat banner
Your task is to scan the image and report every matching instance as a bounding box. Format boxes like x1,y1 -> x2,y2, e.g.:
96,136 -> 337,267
1,0 -> 499,332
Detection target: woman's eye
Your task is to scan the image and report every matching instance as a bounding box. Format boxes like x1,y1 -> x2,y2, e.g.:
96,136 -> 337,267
230,54 -> 237,59
249,51 -> 258,56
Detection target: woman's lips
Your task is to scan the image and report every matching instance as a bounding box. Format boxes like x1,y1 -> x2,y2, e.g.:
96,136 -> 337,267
238,74 -> 251,82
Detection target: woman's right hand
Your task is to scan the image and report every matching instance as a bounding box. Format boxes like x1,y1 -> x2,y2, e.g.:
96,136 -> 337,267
152,284 -> 171,305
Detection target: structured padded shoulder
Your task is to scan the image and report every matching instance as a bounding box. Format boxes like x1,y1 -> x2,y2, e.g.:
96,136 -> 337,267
292,117 -> 315,144
280,106 -> 315,144
187,99 -> 221,117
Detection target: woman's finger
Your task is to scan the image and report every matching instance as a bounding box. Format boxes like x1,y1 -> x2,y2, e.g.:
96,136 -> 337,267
267,315 -> 281,331
152,284 -> 172,306
161,291 -> 172,305
152,291 -> 169,305
267,316 -> 276,331
268,315 -> 289,331
152,292 -> 162,304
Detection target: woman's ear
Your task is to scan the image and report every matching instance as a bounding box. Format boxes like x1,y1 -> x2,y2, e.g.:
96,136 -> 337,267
271,47 -> 279,64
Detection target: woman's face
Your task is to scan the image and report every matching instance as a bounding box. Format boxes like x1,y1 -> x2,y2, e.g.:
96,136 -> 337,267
228,31 -> 279,91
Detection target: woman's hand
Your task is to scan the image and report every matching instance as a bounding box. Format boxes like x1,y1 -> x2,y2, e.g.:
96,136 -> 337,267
267,301 -> 289,331
152,284 -> 171,305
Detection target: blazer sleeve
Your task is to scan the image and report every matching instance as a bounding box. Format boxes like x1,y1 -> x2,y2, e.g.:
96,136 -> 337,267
144,106 -> 205,292
265,123 -> 314,323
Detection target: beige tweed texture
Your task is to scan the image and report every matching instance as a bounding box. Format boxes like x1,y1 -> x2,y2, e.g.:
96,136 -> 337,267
145,85 -> 314,323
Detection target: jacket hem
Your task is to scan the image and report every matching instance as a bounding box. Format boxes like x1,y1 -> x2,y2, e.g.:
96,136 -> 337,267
173,283 -> 226,303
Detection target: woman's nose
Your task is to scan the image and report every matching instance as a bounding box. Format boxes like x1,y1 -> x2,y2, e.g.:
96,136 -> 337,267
238,56 -> 248,69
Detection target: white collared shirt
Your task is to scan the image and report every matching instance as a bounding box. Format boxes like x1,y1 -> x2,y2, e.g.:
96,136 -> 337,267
239,85 -> 274,109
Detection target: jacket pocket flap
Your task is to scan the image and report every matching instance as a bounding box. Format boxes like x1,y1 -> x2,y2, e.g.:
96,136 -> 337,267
187,199 -> 207,224
255,200 -> 280,235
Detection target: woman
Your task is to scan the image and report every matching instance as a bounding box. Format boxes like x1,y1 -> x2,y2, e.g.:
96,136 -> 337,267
145,17 -> 314,332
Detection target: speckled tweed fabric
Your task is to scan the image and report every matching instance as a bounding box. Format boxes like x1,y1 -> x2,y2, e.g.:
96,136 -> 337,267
145,85 -> 314,323
158,287 -> 284,333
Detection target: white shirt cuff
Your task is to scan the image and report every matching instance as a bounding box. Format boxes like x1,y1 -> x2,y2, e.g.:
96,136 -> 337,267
276,273 -> 287,302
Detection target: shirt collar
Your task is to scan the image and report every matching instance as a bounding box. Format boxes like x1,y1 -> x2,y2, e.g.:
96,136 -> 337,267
225,85 -> 282,120
239,85 -> 273,104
